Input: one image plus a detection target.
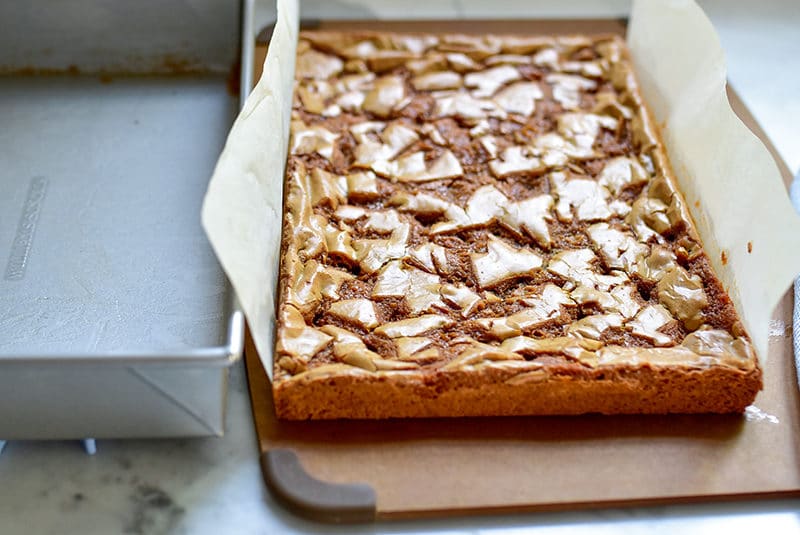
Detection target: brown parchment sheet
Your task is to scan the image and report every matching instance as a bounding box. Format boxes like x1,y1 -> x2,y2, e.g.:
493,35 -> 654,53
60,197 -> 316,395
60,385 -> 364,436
203,0 -> 800,516
245,290 -> 800,516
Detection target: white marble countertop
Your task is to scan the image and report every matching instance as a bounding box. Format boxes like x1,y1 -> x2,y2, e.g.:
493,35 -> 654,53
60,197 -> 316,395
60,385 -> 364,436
1,1 -> 799,533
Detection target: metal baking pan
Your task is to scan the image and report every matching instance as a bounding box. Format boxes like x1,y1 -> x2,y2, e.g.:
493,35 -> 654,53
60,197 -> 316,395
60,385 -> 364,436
0,0 -> 244,439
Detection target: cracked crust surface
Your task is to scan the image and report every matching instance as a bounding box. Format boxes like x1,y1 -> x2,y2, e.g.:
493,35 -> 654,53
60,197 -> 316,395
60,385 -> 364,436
272,31 -> 762,419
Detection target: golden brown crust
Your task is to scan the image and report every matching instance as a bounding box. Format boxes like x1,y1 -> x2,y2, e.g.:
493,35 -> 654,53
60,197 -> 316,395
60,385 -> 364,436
272,30 -> 763,419
274,365 -> 763,419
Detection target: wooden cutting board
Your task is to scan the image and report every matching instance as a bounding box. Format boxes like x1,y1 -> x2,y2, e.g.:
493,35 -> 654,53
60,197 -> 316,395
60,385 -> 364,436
245,19 -> 800,523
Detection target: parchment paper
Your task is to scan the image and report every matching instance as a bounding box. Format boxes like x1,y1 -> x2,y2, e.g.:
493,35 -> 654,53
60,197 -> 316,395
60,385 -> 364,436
202,0 -> 800,380
201,0 -> 298,380
628,0 -> 800,363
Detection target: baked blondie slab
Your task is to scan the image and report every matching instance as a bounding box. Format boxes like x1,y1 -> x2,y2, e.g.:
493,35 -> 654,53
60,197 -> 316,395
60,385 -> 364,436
272,31 -> 761,419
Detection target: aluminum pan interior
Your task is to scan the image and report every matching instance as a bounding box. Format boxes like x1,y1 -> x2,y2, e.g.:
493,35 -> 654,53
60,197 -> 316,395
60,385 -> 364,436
0,1 -> 243,367
0,0 -> 244,438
